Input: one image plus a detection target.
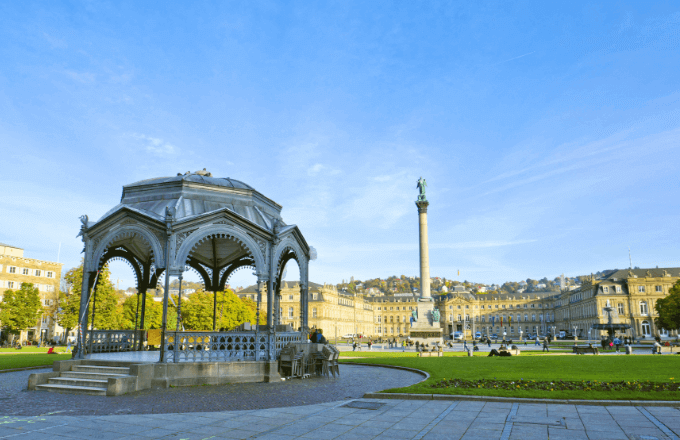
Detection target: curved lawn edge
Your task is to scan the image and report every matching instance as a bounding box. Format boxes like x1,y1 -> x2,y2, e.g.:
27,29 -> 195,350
362,392 -> 680,407
339,361 -> 429,384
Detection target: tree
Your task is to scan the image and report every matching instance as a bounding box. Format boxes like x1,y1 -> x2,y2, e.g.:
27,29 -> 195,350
0,283 -> 43,339
120,292 -> 164,329
655,280 -> 680,332
58,263 -> 122,331
241,296 -> 267,325
182,290 -> 255,330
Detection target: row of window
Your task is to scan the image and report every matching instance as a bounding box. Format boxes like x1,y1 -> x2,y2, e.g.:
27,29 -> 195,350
0,280 -> 55,291
0,265 -> 54,278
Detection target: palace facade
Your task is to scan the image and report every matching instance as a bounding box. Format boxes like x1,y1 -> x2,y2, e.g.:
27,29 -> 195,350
237,267 -> 680,341
0,243 -> 64,343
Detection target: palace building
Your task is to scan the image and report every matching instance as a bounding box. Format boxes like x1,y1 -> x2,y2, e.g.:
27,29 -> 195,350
0,243 -> 64,343
238,266 -> 680,341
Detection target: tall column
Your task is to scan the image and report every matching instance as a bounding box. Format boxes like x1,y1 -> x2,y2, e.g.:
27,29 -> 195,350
416,200 -> 431,300
76,270 -> 92,359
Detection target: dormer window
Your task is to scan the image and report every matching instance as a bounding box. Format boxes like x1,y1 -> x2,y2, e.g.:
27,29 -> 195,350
603,286 -> 609,293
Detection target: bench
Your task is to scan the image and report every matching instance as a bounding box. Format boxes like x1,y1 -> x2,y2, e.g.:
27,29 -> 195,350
418,351 -> 443,357
572,346 -> 599,355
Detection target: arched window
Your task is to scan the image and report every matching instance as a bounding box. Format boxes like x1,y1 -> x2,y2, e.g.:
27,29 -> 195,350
639,301 -> 648,315
641,320 -> 651,336
457,314 -> 462,322
532,314 -> 536,322
524,314 -> 528,322
312,308 -> 317,318
288,307 -> 293,318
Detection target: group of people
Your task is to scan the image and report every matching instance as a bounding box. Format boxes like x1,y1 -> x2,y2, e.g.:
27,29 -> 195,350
308,329 -> 328,344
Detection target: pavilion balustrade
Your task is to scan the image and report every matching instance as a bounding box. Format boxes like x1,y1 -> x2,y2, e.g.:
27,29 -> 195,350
163,331 -> 303,363
84,330 -> 143,354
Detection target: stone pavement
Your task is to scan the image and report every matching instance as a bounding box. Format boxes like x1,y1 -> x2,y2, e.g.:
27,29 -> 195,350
0,364 -> 423,417
1,398 -> 679,439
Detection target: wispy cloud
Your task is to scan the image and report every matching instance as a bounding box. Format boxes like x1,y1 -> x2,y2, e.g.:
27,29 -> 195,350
132,133 -> 178,156
493,51 -> 535,66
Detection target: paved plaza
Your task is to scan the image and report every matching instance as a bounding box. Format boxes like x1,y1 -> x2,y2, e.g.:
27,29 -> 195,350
1,397 -> 679,439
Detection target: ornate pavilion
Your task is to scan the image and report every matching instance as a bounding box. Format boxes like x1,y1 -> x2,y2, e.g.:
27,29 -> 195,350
75,169 -> 311,363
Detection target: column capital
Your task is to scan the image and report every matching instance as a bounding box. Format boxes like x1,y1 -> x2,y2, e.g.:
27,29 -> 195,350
415,200 -> 429,213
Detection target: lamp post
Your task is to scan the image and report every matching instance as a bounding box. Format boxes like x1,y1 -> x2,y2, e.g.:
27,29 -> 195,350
552,326 -> 556,340
519,329 -> 523,341
588,327 -> 592,345
573,325 -> 578,342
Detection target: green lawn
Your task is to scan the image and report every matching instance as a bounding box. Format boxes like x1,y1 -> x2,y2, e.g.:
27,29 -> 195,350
0,347 -> 69,353
340,352 -> 680,400
0,353 -> 71,370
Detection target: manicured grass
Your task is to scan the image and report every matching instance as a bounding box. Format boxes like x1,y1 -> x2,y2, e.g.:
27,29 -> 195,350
0,347 -> 69,353
340,353 -> 680,400
340,350 -> 571,358
0,353 -> 71,370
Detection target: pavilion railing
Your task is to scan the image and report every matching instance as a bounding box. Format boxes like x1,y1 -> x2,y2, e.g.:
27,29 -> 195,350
275,332 -> 303,357
165,331 -> 268,363
162,331 -> 304,362
84,330 -> 142,353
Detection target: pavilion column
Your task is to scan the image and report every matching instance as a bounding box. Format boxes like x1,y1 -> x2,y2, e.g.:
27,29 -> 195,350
213,291 -> 218,331
76,269 -> 93,360
138,283 -> 147,351
159,207 -> 174,364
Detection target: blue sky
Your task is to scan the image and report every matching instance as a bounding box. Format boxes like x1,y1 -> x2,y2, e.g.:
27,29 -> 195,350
1,1 -> 679,289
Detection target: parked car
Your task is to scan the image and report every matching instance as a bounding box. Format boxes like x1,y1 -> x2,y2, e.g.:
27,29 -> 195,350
342,334 -> 357,339
452,332 -> 464,341
474,332 -> 482,340
491,333 -> 498,340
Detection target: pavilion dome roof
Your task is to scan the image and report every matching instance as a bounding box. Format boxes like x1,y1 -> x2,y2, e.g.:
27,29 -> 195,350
98,169 -> 285,231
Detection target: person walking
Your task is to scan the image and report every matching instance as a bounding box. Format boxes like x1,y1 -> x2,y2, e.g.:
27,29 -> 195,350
402,340 -> 406,352
542,338 -> 549,352
614,337 -> 621,353
487,338 -> 491,348
534,336 -> 540,347
463,339 -> 468,352
352,341 -> 357,352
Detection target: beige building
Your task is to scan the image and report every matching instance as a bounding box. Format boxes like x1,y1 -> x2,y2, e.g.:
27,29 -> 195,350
0,243 -> 63,343
554,268 -> 680,340
236,267 -> 680,342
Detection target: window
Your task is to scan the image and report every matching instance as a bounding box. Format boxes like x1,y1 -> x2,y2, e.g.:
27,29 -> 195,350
449,305 -> 453,309
465,305 -> 469,309
655,285 -> 662,292
378,307 -> 381,311
524,304 -> 528,308
396,307 -> 400,311
390,307 -> 393,311
495,305 -> 499,309
35,270 -> 41,277
8,266 -> 16,274
22,268 -> 29,275
481,316 -> 486,322
639,301 -> 648,315
641,320 -> 651,337
457,305 -> 461,309
481,305 -> 485,309
457,314 -> 462,322
531,314 -> 536,321
47,271 -> 53,278
288,295 -> 294,300
616,286 -> 621,293
312,308 -> 317,318
312,293 -> 318,300
502,305 -> 506,309
618,303 -> 624,315
531,304 -> 535,308
7,281 -> 14,289
638,286 -> 645,293
516,314 -> 520,322
288,307 -> 294,318
603,286 -> 609,293
524,314 -> 528,322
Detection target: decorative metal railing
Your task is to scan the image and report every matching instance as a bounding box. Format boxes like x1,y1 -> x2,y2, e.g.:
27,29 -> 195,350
161,331 -> 304,362
275,332 -> 303,357
84,330 -> 142,353
164,331 -> 268,363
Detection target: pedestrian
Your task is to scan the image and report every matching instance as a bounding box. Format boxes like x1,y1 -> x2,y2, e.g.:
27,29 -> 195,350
463,339 -> 468,351
352,341 -> 357,351
542,338 -> 549,352
614,337 -> 621,352
66,338 -> 72,353
487,339 -> 491,348
368,340 -> 372,351
402,340 -> 405,352
473,340 -> 479,352
535,336 -> 540,346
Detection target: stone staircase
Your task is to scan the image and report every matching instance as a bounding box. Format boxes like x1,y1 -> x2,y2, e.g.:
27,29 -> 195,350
35,364 -> 134,396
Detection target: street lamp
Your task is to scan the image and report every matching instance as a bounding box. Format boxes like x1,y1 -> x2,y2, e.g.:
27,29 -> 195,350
519,328 -> 523,341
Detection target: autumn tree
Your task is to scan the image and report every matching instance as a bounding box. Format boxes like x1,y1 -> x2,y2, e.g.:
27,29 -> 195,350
182,290 -> 255,330
58,263 -> 121,331
0,283 -> 43,339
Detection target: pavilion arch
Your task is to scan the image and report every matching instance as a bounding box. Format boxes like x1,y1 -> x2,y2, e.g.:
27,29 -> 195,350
272,237 -> 309,328
89,224 -> 164,273
174,224 -> 266,276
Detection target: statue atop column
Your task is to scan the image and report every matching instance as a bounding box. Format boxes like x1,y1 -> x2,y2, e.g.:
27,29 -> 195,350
417,177 -> 427,201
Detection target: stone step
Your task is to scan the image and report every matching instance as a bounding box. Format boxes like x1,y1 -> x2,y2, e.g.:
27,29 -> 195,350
35,383 -> 106,396
48,377 -> 109,388
71,365 -> 130,375
61,371 -> 128,381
